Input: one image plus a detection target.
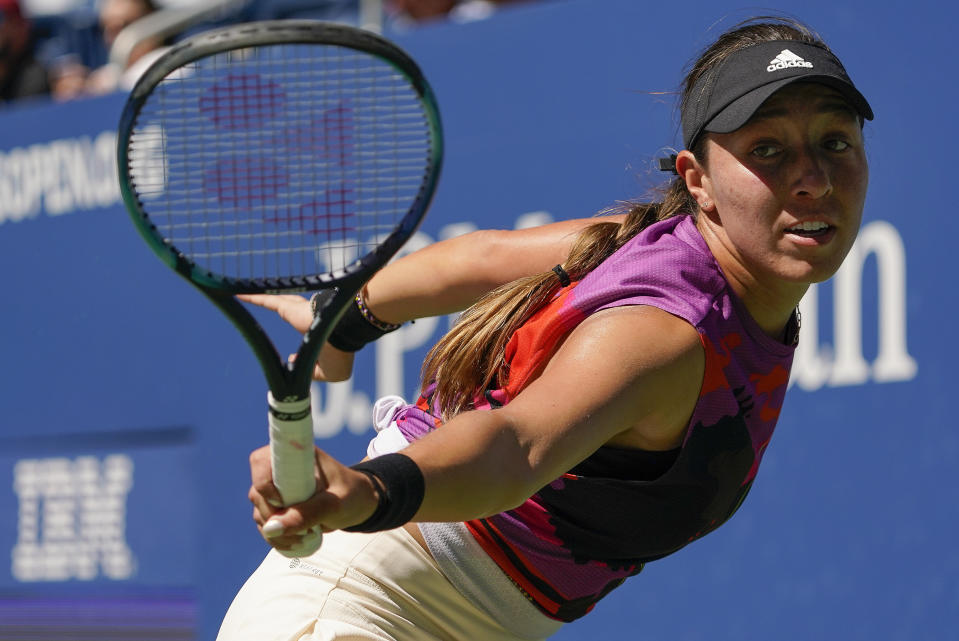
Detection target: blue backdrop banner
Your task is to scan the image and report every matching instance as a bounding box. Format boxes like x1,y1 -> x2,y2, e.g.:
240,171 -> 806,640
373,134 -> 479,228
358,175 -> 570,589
0,1 -> 954,639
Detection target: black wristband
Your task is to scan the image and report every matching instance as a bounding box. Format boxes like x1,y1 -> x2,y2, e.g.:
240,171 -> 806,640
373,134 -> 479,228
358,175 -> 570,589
327,294 -> 401,352
344,453 -> 425,533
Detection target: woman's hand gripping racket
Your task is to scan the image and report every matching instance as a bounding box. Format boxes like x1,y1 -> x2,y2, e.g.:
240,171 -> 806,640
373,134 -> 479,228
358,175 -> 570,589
117,21 -> 442,556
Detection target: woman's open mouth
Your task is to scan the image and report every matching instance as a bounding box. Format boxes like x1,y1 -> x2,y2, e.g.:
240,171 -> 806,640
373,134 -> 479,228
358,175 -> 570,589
785,220 -> 833,239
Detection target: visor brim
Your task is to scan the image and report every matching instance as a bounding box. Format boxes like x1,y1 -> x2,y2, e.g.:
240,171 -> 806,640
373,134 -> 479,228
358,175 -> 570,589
704,75 -> 874,135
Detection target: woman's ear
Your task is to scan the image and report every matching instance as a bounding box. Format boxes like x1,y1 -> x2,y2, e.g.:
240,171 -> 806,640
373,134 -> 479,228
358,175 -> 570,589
676,149 -> 714,213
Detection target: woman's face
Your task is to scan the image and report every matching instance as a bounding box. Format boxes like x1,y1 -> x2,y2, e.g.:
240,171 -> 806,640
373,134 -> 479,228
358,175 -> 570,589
692,83 -> 869,292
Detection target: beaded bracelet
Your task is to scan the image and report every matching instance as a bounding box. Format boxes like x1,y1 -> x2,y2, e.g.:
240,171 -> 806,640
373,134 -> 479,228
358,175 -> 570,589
354,291 -> 401,332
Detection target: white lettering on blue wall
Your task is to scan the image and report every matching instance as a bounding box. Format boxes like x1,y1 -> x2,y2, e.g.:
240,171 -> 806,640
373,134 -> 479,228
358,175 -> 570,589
0,131 -> 119,224
11,455 -> 136,582
793,220 -> 917,390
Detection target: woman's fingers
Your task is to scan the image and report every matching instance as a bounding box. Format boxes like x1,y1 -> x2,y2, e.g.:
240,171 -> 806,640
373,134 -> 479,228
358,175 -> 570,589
238,294 -> 314,333
238,293 -> 303,311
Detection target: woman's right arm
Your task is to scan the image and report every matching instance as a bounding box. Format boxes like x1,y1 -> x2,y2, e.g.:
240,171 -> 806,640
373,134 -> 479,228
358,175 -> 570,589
361,215 -> 623,325
241,214 -> 624,380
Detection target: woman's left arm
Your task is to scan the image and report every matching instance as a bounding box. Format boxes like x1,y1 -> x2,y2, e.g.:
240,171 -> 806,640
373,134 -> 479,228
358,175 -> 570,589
247,304 -> 705,542
403,305 -> 705,521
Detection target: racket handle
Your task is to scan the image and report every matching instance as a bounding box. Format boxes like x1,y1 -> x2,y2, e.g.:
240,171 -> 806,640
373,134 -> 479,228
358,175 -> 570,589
267,392 -> 323,557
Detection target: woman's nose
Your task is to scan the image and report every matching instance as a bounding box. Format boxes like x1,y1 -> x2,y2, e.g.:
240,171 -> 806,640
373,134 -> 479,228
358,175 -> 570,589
791,147 -> 832,199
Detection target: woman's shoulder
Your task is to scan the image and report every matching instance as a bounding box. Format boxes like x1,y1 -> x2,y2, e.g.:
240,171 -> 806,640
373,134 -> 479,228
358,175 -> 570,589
569,214 -> 728,327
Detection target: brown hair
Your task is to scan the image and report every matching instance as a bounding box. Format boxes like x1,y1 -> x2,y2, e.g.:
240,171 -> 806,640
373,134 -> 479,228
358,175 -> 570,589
421,17 -> 830,420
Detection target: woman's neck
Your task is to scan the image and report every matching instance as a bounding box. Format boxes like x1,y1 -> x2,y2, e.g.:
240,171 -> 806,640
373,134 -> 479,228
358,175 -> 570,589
696,220 -> 808,342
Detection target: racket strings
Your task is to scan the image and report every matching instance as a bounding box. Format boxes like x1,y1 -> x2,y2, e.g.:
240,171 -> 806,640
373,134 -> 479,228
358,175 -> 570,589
126,42 -> 434,282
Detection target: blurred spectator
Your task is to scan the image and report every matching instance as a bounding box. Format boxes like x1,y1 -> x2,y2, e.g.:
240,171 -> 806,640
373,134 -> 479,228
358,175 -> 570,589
99,0 -> 155,48
0,0 -> 50,104
84,0 -> 160,94
389,0 -> 455,23
21,0 -> 92,15
23,0 -> 546,103
50,0 -> 158,99
388,0 -> 530,28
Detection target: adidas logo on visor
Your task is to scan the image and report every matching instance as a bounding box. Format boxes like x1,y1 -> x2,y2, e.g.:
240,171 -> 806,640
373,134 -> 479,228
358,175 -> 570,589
767,49 -> 814,72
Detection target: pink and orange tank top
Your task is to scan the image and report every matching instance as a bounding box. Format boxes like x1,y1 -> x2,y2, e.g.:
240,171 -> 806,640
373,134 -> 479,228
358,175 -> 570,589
396,213 -> 797,621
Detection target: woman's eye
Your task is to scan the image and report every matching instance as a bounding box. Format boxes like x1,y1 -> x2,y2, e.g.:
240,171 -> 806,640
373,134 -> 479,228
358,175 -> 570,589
751,144 -> 780,158
825,138 -> 850,152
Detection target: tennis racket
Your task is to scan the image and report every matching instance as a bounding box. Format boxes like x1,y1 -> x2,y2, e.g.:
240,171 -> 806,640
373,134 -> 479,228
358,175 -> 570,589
117,20 -> 442,557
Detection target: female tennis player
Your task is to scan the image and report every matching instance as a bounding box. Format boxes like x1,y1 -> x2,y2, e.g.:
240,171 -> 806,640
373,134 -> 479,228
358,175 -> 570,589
218,16 -> 872,641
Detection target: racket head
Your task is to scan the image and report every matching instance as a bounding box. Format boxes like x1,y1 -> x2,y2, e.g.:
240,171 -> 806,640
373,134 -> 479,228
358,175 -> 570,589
117,20 -> 443,294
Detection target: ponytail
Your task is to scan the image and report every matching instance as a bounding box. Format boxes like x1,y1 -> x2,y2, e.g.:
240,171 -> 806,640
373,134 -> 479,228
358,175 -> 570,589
421,176 -> 696,420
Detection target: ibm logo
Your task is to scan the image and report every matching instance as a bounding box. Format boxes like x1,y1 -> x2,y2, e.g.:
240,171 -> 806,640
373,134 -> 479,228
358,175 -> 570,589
12,454 -> 136,582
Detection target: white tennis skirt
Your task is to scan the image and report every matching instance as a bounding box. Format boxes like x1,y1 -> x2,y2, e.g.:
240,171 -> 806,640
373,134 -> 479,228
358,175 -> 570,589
216,526 -> 551,641
218,396 -> 560,641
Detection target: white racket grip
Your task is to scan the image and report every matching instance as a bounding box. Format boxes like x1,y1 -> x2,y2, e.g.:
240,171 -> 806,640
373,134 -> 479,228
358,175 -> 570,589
267,392 -> 323,557
268,392 -> 317,504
